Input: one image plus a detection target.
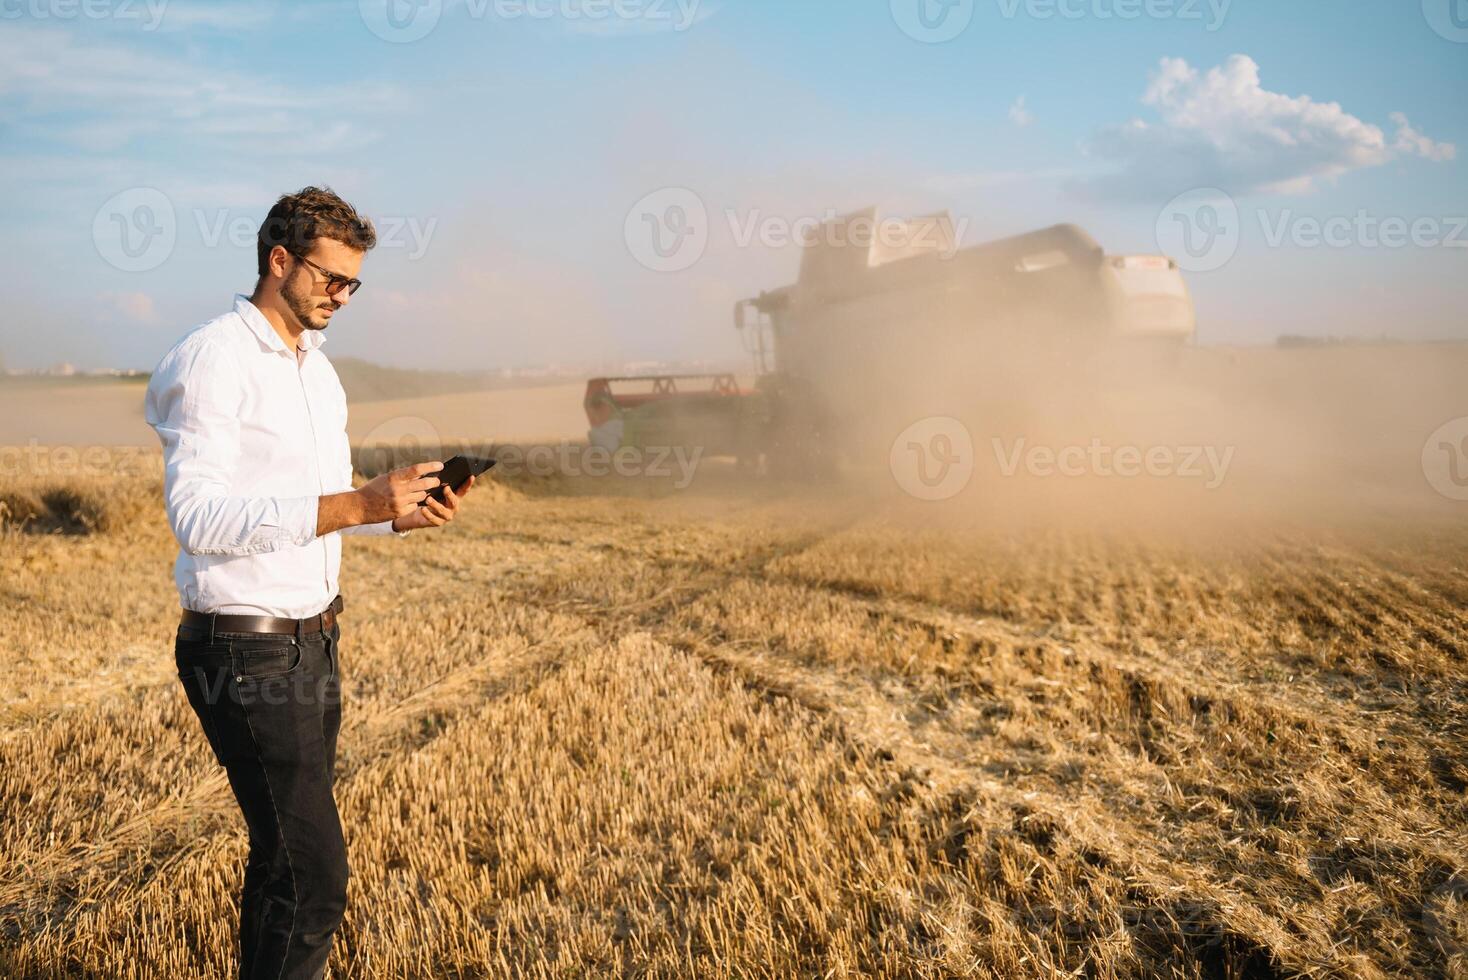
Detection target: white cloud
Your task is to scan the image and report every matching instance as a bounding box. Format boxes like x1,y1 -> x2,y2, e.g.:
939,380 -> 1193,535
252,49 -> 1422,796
1390,112 -> 1457,164
1074,55 -> 1457,200
101,291 -> 159,324
1008,96 -> 1033,128
0,25 -> 394,157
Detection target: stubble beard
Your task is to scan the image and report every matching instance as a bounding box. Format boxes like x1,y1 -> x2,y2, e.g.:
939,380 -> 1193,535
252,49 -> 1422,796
281,273 -> 332,333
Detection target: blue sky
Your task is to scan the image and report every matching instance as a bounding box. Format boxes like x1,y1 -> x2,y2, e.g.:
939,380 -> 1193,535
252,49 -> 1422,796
1,0 -> 1464,371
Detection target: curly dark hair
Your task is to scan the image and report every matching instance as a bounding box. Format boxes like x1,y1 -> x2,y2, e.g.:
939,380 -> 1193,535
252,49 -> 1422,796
256,186 -> 377,276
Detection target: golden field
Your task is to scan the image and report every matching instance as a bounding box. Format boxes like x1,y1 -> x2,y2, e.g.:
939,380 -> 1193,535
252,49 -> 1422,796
1,434 -> 1465,980
0,378 -> 590,448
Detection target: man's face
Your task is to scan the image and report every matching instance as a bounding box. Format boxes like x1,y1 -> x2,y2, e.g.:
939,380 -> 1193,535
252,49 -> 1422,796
279,237 -> 365,333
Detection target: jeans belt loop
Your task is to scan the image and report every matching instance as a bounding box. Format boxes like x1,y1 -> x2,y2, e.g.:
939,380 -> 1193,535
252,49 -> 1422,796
207,610 -> 218,646
295,615 -> 304,643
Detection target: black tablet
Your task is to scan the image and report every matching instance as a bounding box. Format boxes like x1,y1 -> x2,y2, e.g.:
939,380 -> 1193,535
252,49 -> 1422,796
428,455 -> 496,504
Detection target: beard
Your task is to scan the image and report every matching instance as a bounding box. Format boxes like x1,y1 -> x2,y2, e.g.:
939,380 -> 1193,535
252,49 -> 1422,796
281,272 -> 334,332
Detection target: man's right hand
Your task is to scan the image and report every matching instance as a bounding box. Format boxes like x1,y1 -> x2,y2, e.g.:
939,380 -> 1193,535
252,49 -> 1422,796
316,462 -> 443,537
355,462 -> 445,524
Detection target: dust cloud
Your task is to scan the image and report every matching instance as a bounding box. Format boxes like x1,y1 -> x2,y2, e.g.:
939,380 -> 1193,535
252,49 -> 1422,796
842,336 -> 1468,536
681,215 -> 1468,538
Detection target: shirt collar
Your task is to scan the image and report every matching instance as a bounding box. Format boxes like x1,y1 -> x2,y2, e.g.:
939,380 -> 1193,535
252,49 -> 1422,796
234,294 -> 328,356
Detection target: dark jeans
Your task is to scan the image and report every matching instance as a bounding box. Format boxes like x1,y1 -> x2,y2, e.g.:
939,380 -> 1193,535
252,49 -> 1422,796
175,620 -> 347,980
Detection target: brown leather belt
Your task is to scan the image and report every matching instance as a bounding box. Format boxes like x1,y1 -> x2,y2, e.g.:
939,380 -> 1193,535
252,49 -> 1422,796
180,594 -> 344,639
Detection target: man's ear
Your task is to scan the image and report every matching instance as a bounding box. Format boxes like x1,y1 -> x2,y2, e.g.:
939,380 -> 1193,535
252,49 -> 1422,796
268,245 -> 293,280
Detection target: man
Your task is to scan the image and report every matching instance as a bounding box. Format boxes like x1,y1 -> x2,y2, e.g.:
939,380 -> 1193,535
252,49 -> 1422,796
144,186 -> 473,979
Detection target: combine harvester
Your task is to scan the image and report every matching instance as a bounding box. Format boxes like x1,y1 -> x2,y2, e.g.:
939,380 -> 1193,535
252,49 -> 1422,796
586,209 -> 1197,476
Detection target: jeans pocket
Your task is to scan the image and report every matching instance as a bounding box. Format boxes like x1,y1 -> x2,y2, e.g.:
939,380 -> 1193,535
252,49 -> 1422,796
230,637 -> 305,681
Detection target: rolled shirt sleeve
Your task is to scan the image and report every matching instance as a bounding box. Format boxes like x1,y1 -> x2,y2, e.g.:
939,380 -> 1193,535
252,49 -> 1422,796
145,338 -> 321,556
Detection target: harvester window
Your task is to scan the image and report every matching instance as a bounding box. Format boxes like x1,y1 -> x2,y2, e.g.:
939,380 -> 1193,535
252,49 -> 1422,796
1016,250 -> 1070,273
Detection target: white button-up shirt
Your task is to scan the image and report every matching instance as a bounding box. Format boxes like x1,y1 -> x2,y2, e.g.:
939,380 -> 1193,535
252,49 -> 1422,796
145,295 -> 405,619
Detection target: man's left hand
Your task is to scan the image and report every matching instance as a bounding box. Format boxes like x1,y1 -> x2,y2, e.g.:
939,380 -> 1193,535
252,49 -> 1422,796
391,476 -> 474,532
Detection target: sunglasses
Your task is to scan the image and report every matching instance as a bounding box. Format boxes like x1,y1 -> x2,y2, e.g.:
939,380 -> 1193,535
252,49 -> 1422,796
293,253 -> 363,297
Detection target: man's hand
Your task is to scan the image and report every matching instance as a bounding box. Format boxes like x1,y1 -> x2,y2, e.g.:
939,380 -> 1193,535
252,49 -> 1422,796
391,475 -> 474,532
339,457 -> 443,528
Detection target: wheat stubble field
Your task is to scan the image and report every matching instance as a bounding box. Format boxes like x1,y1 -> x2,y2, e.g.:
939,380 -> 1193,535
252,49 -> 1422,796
1,447 -> 1465,979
